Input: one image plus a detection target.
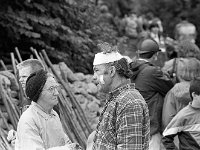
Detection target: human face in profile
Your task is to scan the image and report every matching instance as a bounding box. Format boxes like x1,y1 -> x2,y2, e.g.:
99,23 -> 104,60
39,75 -> 60,108
93,64 -> 112,94
18,67 -> 32,91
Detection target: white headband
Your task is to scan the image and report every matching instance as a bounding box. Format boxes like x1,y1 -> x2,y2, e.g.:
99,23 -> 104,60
93,51 -> 123,65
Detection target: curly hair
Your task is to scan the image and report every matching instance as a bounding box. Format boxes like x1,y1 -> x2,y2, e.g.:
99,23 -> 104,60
111,58 -> 133,78
97,42 -> 119,54
177,40 -> 200,60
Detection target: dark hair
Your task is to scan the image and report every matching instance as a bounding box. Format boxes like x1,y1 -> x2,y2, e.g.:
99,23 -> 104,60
189,77 -> 200,100
149,22 -> 159,30
25,69 -> 48,102
112,58 -> 133,78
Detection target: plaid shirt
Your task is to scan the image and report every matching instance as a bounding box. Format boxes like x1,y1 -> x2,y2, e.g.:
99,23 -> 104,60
93,83 -> 150,150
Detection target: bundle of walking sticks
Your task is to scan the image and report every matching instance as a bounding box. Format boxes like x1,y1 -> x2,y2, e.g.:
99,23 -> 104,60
0,47 -> 95,149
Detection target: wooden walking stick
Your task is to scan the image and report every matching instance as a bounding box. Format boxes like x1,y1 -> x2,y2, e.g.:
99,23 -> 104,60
30,47 -> 42,62
0,109 -> 11,131
15,47 -> 23,63
30,47 -> 49,71
0,80 -> 17,130
3,80 -> 19,125
59,86 -> 88,140
5,91 -> 20,121
39,52 -> 49,71
58,94 -> 86,148
59,93 -> 87,140
10,52 -> 25,116
0,60 -> 7,71
10,53 -> 17,76
15,59 -> 19,66
0,128 -> 13,150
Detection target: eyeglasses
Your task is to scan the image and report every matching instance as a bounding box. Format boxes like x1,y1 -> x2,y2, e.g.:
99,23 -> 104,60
43,84 -> 61,93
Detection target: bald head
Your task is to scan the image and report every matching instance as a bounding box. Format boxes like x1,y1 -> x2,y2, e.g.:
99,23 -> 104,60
17,59 -> 45,91
17,59 -> 44,72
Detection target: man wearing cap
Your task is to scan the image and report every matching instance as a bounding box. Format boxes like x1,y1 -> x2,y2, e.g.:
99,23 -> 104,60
91,42 -> 150,150
130,39 -> 173,150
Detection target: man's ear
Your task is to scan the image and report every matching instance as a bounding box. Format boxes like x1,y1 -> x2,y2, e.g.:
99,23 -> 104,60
110,66 -> 116,77
192,92 -> 196,99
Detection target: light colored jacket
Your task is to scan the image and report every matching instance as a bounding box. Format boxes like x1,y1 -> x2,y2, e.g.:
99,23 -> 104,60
162,82 -> 191,130
15,102 -> 72,150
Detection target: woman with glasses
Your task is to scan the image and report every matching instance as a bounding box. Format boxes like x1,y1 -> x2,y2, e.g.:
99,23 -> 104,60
15,69 -> 81,150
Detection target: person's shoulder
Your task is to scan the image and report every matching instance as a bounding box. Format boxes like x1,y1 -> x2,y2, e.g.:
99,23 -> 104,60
174,105 -> 194,124
118,88 -> 147,108
162,59 -> 175,72
142,63 -> 164,77
178,105 -> 190,115
172,82 -> 190,95
18,105 -> 35,124
141,62 -> 158,71
52,109 -> 59,118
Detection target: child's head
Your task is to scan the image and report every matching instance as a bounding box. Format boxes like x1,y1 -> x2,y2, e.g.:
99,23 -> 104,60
189,77 -> 200,100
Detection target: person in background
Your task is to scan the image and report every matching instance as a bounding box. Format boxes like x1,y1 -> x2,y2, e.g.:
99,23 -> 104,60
88,42 -> 150,150
175,15 -> 197,44
121,11 -> 140,58
162,77 -> 200,150
162,57 -> 200,129
162,40 -> 200,84
149,22 -> 161,45
129,38 -> 173,150
148,21 -> 166,65
15,69 -> 81,150
162,58 -> 200,150
17,59 -> 44,91
17,59 -> 45,112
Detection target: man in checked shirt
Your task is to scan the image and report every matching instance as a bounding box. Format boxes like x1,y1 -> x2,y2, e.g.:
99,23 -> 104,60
88,42 -> 150,150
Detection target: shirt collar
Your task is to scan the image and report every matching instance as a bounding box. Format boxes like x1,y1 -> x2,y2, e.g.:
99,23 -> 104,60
31,101 -> 56,119
189,102 -> 200,110
108,81 -> 135,99
138,58 -> 149,62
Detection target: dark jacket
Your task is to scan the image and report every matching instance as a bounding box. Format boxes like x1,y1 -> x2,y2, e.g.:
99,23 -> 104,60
130,59 -> 174,136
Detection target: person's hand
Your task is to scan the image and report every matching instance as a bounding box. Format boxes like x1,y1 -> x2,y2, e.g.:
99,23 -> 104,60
48,143 -> 82,150
86,131 -> 96,150
7,129 -> 16,144
66,143 -> 82,150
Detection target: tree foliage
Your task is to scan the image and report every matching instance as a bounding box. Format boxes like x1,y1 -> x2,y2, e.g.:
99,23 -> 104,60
2,0 -> 200,73
0,0 -> 118,73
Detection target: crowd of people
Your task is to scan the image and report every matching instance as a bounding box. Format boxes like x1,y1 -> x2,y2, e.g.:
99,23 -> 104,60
7,37 -> 200,150
86,38 -> 200,150
4,3 -> 200,149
